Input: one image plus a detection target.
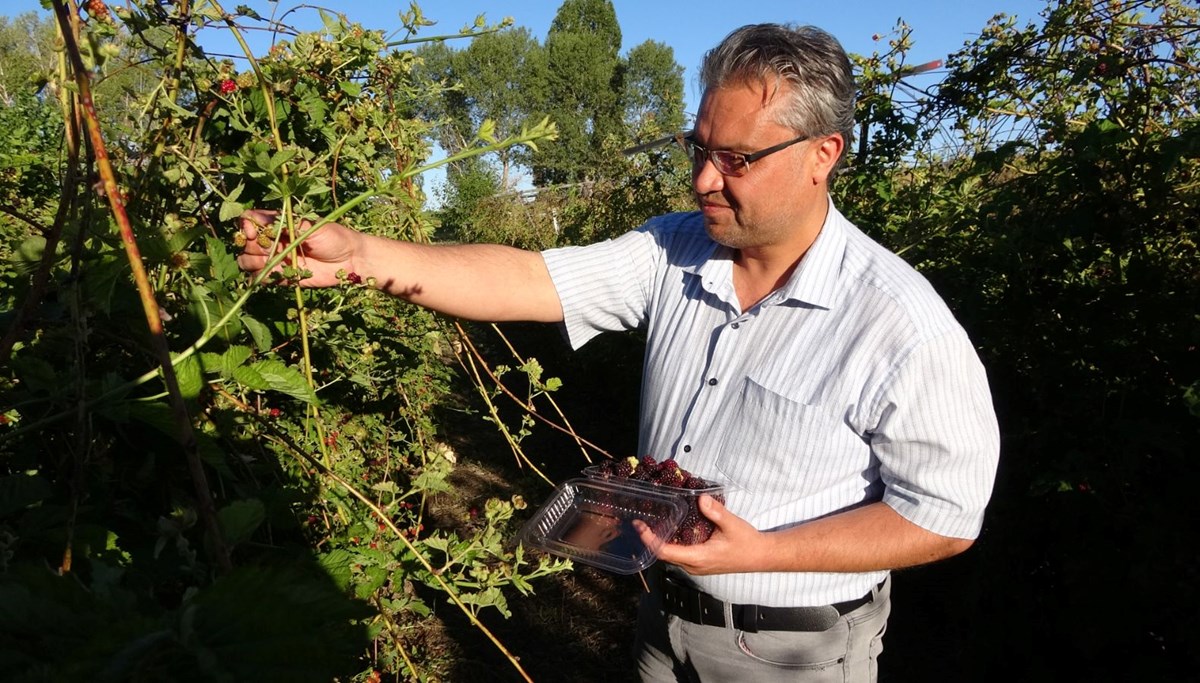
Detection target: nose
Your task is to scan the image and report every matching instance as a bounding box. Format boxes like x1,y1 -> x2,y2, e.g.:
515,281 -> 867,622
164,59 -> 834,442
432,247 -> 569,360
692,155 -> 725,195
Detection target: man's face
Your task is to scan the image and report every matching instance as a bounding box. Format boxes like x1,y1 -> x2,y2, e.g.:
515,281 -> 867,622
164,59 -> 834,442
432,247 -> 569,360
690,83 -> 828,254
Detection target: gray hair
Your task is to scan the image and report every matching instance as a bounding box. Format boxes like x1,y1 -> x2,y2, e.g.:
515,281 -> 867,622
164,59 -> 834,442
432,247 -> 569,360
700,24 -> 856,163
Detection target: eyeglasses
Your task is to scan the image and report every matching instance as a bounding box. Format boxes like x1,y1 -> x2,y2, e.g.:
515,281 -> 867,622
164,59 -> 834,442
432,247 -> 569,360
675,132 -> 809,177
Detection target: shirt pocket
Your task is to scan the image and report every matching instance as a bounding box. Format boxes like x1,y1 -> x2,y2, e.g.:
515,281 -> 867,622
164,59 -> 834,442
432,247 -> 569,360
713,376 -> 849,495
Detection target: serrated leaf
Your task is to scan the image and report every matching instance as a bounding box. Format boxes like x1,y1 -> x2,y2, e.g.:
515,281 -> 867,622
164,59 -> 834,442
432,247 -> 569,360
219,199 -> 246,222
411,467 -> 453,495
174,353 -> 203,400
239,314 -> 273,352
319,549 -> 355,590
232,360 -> 318,403
218,499 -> 265,546
460,586 -> 510,618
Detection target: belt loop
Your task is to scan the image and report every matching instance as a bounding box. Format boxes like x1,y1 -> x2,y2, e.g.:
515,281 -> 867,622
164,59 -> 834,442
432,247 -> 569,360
739,603 -> 759,633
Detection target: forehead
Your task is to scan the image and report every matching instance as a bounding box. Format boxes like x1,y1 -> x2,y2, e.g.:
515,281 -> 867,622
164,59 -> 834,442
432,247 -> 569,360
695,81 -> 789,145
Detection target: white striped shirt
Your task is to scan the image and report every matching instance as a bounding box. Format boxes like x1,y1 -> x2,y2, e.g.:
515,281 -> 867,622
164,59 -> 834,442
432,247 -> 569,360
542,199 -> 1000,607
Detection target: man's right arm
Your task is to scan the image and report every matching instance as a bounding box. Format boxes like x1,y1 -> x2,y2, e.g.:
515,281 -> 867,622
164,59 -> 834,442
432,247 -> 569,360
237,211 -> 563,323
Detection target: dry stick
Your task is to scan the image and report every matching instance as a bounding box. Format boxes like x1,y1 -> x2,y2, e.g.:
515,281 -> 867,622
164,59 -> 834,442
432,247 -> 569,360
453,323 -> 615,461
49,0 -> 232,574
488,323 -> 595,464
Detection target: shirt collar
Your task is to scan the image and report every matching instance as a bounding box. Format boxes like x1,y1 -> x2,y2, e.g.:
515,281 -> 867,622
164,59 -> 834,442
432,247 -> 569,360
774,196 -> 847,310
684,196 -> 848,311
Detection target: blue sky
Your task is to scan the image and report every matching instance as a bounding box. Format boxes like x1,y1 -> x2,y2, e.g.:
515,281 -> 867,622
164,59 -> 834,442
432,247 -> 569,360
4,0 -> 1050,118
2,0 -> 1049,200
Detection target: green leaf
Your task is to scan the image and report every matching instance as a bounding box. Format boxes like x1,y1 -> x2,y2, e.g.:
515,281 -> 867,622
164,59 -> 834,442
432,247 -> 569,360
205,236 -> 240,282
198,345 -> 253,382
355,566 -> 389,599
239,314 -> 273,352
219,199 -> 245,222
319,549 -> 355,590
235,4 -> 262,20
174,353 -> 203,400
460,586 -> 511,618
217,499 -> 265,546
232,360 -> 319,403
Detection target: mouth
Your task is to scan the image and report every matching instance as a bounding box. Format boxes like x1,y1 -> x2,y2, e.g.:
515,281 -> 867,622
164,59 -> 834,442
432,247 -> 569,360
698,197 -> 731,213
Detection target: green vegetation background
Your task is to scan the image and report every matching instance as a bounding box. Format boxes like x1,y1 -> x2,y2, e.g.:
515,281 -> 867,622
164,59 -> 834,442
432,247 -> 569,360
0,1 -> 1196,680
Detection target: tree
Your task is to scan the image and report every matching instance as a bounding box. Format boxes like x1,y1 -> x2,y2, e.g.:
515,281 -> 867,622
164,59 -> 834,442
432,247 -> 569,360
620,39 -> 686,136
534,0 -> 623,185
0,13 -> 58,107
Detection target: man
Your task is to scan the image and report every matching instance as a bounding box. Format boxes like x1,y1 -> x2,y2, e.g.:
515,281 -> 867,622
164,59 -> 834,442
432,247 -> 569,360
239,23 -> 999,682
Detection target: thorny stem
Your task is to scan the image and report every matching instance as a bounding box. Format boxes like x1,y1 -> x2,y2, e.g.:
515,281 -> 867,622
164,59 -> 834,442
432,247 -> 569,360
454,323 -> 615,462
211,0 -> 331,468
49,0 -> 231,574
490,322 -> 595,463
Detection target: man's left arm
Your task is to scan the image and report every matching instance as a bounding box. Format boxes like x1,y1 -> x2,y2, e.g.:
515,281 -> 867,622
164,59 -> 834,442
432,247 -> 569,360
655,327 -> 1000,576
653,498 -> 971,576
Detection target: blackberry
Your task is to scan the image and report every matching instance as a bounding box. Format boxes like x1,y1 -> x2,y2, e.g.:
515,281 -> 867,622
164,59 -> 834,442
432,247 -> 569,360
614,457 -> 636,479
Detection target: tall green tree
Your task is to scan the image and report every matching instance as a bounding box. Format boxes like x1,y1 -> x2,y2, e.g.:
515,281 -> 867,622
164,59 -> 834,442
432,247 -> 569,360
535,0 -> 623,185
620,39 -> 686,136
0,12 -> 58,107
416,27 -> 545,190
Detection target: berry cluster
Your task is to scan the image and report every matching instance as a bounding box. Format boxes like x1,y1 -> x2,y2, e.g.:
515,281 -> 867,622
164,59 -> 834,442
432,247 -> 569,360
591,456 -> 724,545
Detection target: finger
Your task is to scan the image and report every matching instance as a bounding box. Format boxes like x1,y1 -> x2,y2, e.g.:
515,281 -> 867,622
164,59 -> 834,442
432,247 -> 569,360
239,209 -> 278,239
632,518 -> 667,549
699,494 -> 724,521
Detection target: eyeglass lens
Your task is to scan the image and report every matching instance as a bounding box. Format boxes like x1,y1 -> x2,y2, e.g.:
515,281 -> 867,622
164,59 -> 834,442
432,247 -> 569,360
679,138 -> 748,176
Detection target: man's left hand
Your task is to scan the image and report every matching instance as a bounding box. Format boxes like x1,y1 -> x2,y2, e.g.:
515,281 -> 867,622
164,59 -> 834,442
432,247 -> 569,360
642,495 -> 768,575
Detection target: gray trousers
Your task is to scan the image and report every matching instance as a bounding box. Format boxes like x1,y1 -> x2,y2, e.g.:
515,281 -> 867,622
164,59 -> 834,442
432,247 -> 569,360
635,574 -> 892,682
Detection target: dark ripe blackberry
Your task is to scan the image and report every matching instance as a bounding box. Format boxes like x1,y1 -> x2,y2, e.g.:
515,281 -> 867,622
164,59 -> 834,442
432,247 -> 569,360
682,476 -> 707,490
595,460 -> 616,477
675,525 -> 699,545
657,466 -> 684,488
672,510 -> 715,545
614,459 -> 635,478
640,455 -> 658,469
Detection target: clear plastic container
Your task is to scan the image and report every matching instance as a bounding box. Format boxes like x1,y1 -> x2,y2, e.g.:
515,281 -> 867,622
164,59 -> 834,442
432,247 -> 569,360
518,477 -> 687,575
519,465 -> 727,574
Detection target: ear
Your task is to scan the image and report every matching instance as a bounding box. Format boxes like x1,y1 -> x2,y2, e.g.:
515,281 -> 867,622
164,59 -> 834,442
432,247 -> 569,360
810,133 -> 845,185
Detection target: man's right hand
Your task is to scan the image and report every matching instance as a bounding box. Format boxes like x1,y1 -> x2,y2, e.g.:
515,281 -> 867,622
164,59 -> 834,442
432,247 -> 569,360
233,209 -> 564,323
236,209 -> 362,288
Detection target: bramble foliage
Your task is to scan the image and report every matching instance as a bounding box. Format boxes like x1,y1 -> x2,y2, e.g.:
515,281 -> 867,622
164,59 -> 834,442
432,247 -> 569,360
0,2 -> 568,680
837,1 -> 1199,677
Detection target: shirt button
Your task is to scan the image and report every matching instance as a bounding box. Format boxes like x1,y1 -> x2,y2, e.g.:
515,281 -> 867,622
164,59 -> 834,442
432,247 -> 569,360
683,445 -> 692,453
731,322 -> 740,329
707,378 -> 718,386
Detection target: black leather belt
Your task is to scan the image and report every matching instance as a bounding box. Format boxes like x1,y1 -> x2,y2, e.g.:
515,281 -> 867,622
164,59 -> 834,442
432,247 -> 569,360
661,574 -> 879,633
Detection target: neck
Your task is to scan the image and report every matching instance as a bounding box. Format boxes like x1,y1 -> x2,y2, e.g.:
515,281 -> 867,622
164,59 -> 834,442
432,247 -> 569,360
731,200 -> 829,311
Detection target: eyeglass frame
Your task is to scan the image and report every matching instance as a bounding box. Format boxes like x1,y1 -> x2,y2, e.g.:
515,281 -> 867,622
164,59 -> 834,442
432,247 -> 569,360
674,132 -> 810,177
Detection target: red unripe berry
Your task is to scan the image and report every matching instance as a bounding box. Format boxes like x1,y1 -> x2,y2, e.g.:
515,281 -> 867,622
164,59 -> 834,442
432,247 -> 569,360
219,79 -> 238,94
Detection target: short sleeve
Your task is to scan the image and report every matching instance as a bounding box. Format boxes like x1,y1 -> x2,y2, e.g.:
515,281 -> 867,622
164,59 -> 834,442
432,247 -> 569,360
874,328 -> 1001,539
